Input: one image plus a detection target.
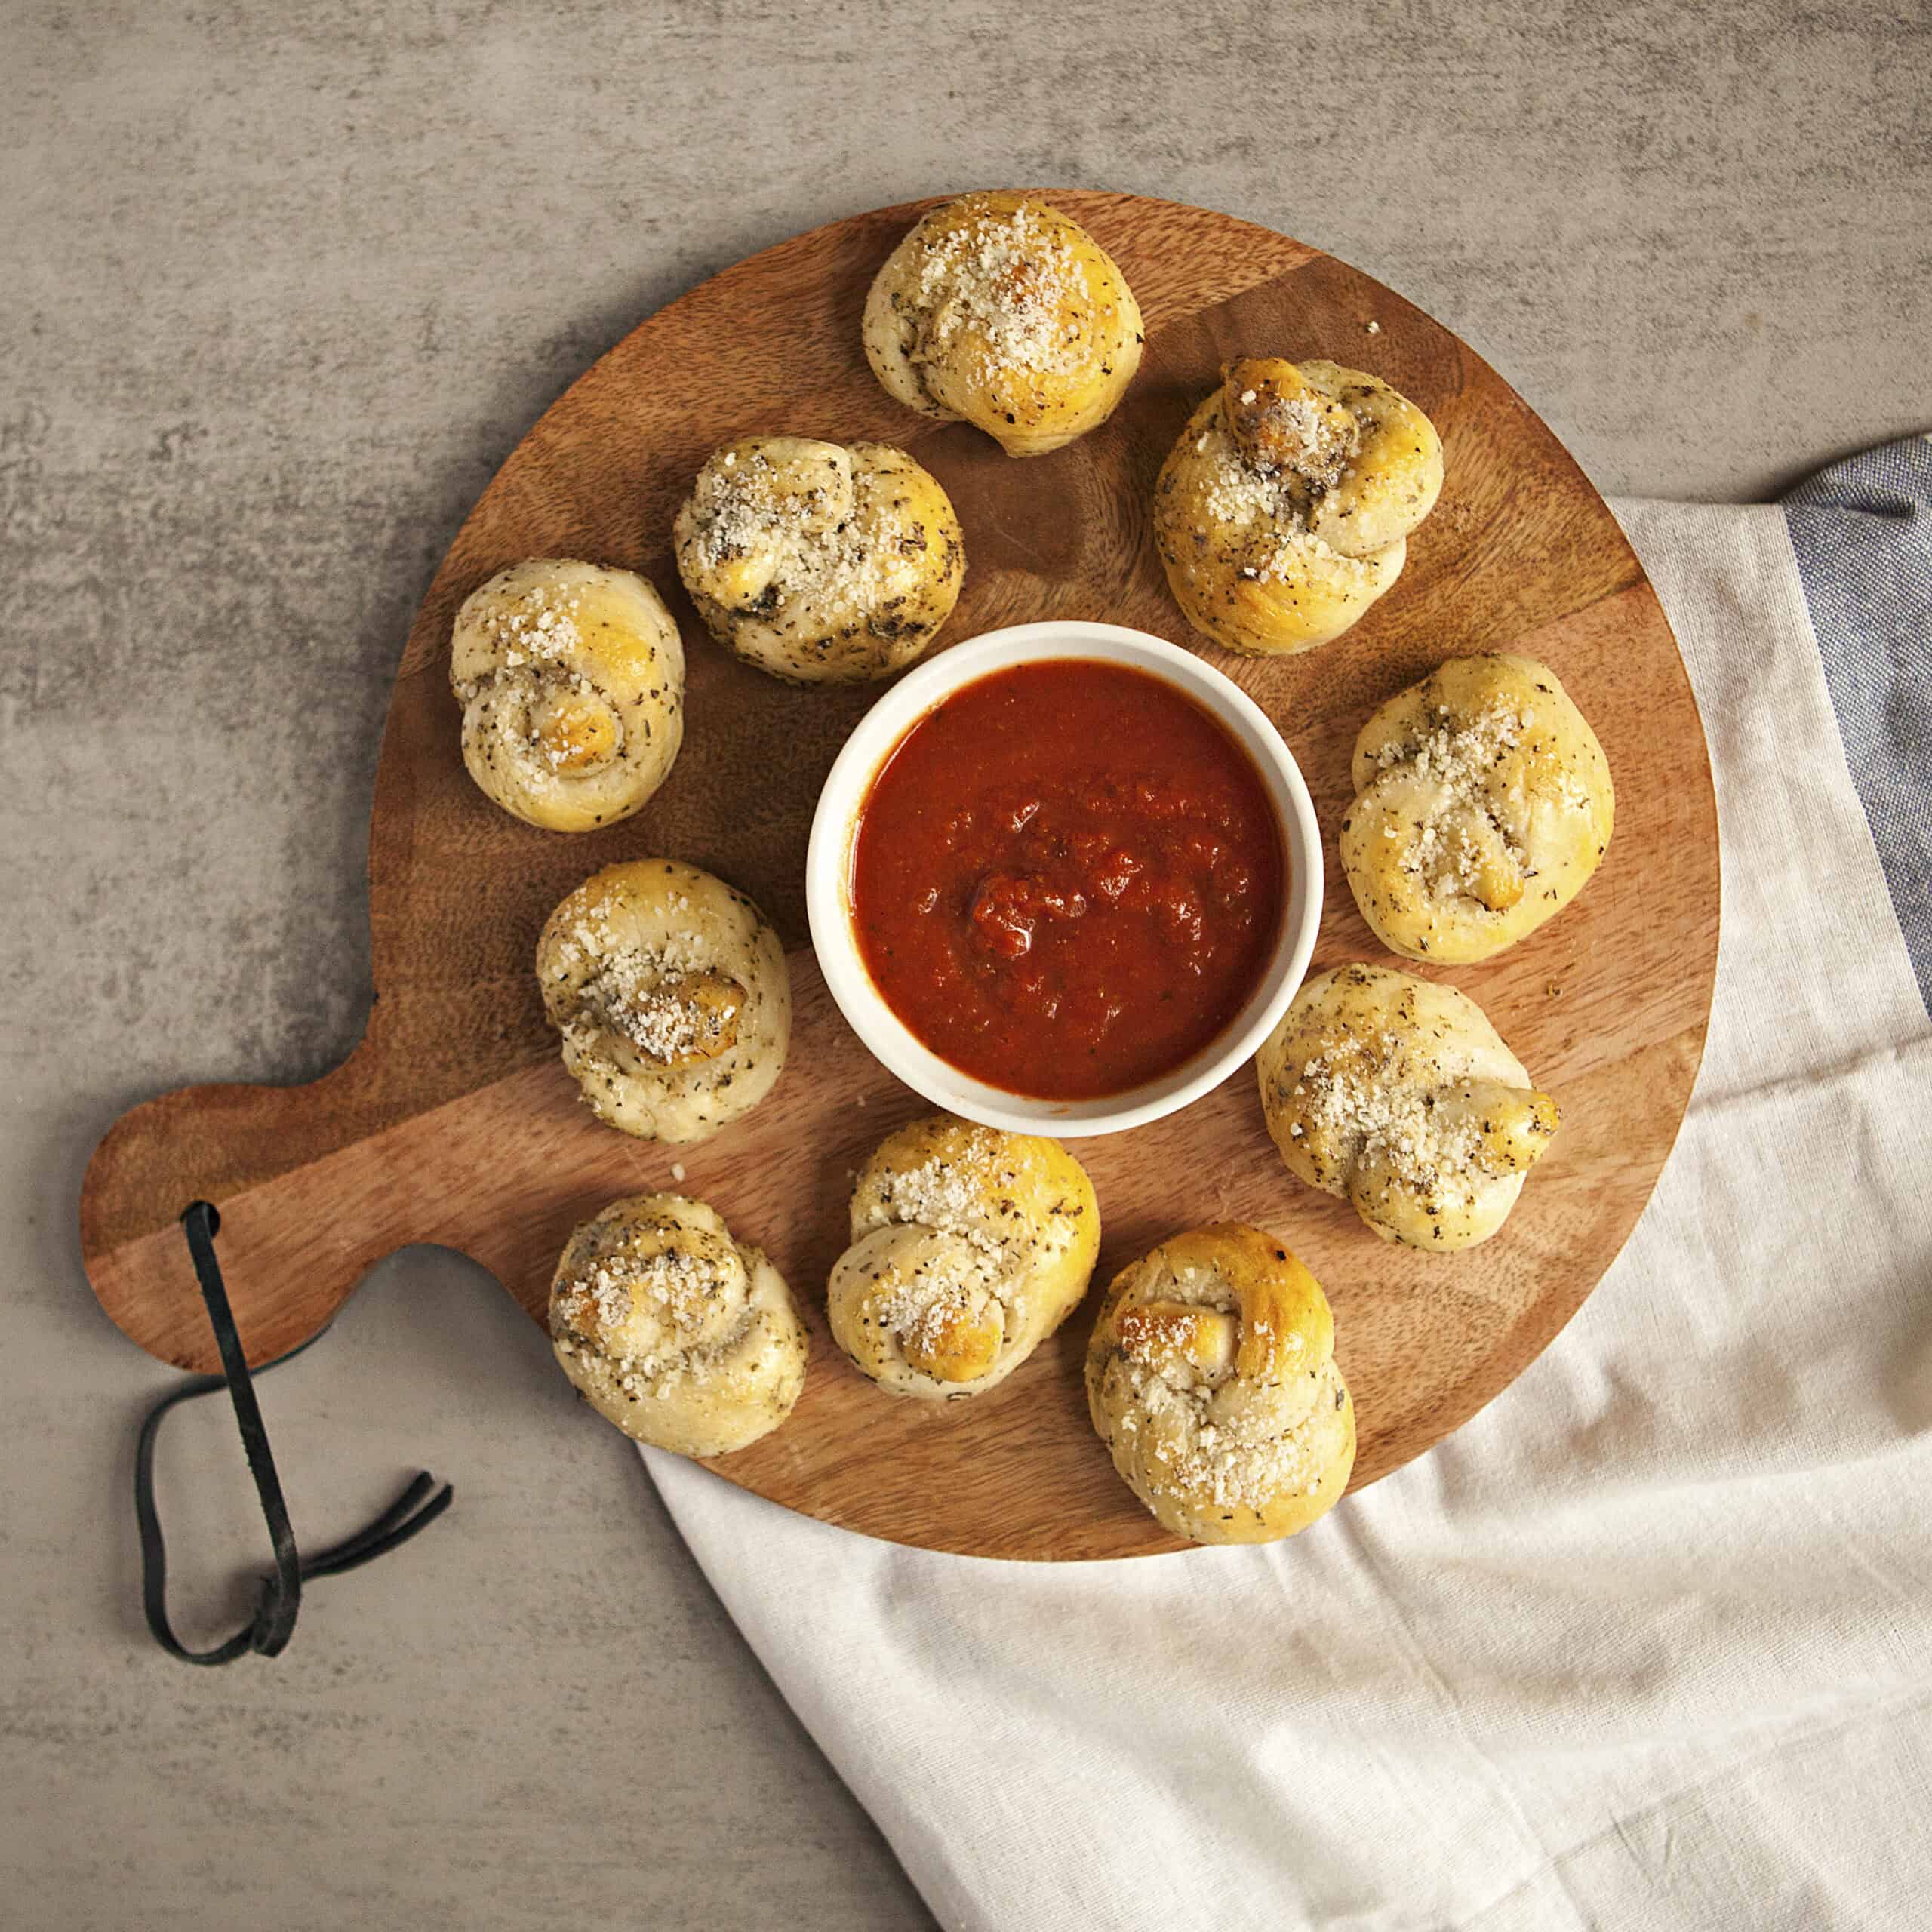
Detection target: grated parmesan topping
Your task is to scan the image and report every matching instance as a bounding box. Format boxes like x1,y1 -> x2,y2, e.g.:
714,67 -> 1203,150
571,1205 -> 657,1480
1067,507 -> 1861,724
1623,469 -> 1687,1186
1371,705 -> 1535,901
1244,392 -> 1361,490
1370,695 -> 1599,914
1403,815 -> 1501,898
1199,439 -> 1291,528
455,580 -> 620,779
561,1247 -> 718,1335
862,1140 -> 1047,1358
913,202 -> 1089,377
1379,698 -> 1592,811
875,1263 -> 999,1364
1121,1357 -> 1330,1510
546,895 -> 718,1062
605,989 -> 703,1060
686,451 -> 906,614
558,1238 -> 741,1395
1292,1043 -> 1478,1188
477,583 -> 584,674
1190,421 -> 1371,586
456,583 -> 583,699
875,1155 -> 1011,1267
1377,704 -> 1524,784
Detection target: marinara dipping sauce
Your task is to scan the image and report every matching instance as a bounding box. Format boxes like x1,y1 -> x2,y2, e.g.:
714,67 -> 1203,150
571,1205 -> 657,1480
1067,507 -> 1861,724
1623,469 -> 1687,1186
849,658 -> 1285,1100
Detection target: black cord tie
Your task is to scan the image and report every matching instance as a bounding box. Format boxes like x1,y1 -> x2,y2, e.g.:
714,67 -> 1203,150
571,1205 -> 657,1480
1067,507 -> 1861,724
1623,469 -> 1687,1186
134,1200 -> 454,1665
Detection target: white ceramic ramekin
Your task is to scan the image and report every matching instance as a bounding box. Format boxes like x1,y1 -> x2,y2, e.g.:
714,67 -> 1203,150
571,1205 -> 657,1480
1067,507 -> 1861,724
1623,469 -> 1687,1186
805,620 -> 1324,1137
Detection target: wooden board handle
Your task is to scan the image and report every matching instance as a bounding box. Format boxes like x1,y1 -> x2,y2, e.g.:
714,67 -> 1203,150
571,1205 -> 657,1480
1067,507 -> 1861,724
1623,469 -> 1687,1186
79,986 -> 854,1377
80,1046 -> 576,1373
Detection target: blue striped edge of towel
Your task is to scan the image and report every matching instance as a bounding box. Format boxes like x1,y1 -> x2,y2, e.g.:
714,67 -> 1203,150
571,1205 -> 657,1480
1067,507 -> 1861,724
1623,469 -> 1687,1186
1783,433 -> 1932,1017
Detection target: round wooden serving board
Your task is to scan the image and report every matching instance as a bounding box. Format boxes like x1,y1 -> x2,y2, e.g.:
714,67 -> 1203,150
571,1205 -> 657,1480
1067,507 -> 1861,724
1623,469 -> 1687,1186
80,192 -> 1718,1560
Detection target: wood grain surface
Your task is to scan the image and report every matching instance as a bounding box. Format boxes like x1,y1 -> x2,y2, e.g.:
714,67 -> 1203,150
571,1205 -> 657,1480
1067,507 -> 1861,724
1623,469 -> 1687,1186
78,192 -> 1719,1559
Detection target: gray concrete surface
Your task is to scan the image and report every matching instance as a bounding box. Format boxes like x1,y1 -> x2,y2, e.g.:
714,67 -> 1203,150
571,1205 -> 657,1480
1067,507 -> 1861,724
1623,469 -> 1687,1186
3,2 -> 1927,1927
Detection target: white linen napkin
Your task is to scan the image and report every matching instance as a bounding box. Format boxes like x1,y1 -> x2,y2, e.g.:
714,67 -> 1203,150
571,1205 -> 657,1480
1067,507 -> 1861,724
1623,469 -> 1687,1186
645,483 -> 1932,1932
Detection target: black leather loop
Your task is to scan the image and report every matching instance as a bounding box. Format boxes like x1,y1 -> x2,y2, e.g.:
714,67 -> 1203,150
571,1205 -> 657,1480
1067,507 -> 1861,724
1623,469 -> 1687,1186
133,1201 -> 454,1664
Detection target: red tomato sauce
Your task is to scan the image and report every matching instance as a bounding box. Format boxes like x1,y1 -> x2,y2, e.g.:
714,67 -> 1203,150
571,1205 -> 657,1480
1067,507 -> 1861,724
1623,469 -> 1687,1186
850,659 -> 1285,1100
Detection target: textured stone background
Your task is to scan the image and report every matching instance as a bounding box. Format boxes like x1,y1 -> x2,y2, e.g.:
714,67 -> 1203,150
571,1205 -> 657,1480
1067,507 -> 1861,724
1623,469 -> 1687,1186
4,3 -> 1927,1926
